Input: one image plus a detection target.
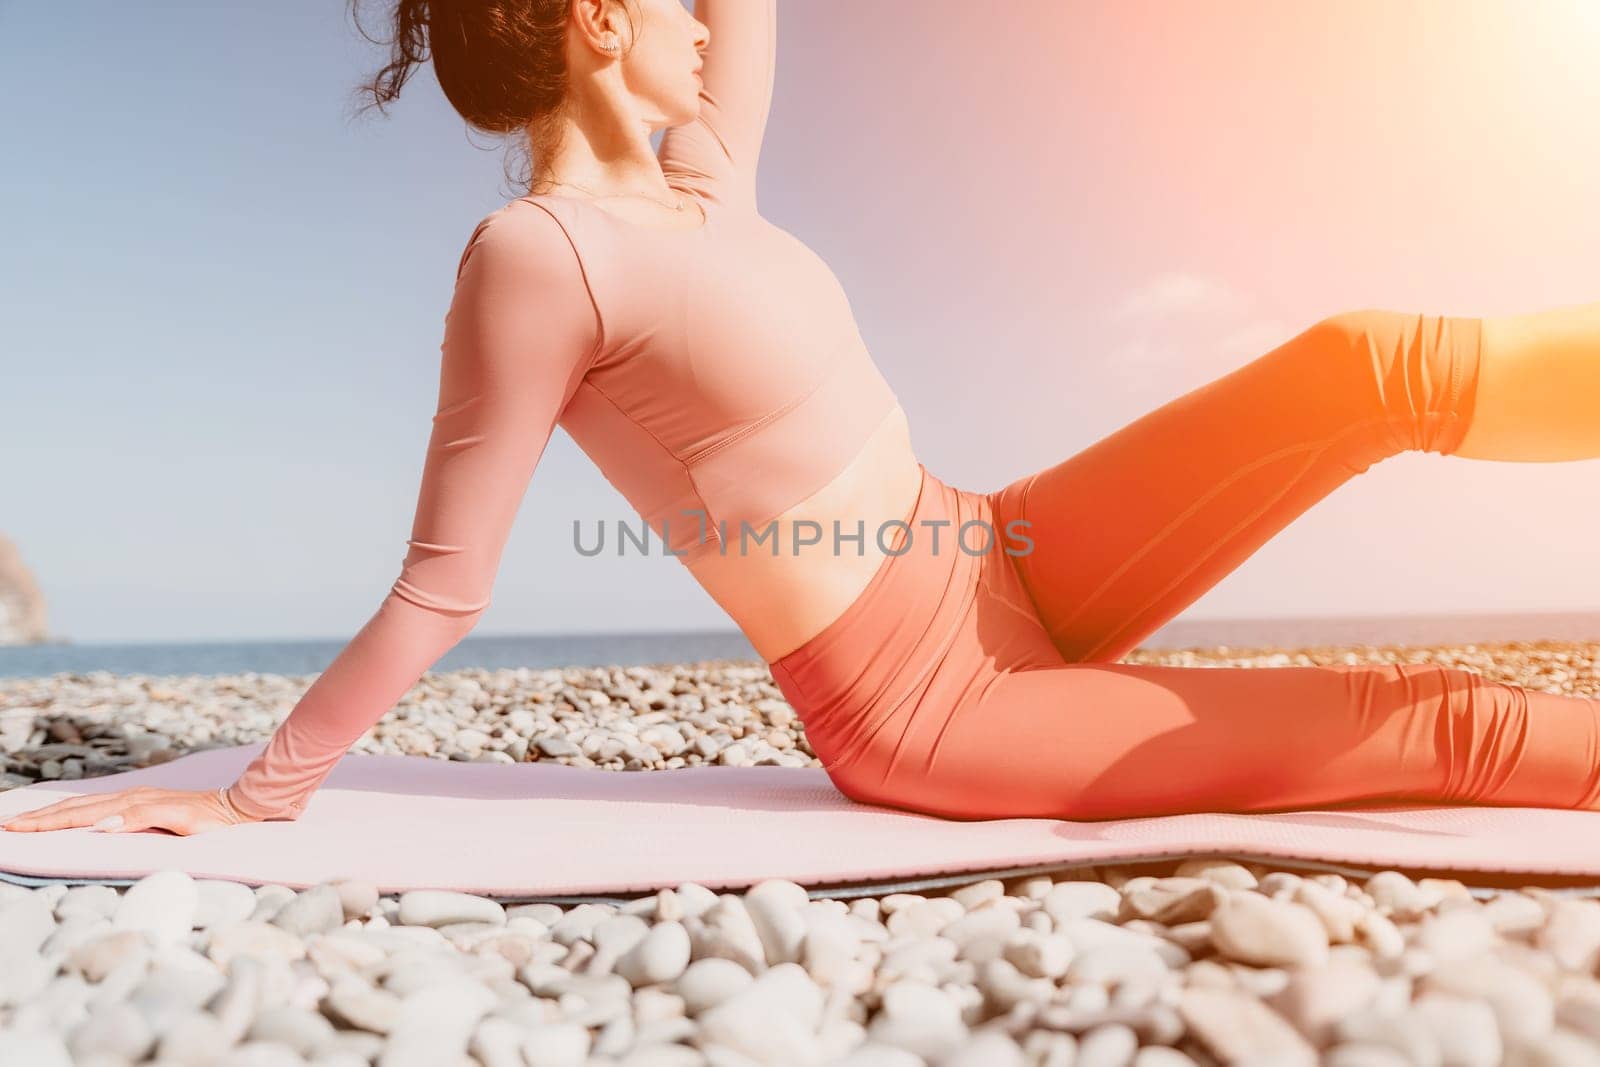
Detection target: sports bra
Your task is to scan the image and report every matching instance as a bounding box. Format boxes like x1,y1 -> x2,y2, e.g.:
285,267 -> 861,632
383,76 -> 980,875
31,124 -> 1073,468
511,187 -> 901,564
224,0 -> 902,820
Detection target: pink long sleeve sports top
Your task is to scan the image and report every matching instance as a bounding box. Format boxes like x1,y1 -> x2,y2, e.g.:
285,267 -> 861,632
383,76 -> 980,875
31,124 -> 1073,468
225,0 -> 903,820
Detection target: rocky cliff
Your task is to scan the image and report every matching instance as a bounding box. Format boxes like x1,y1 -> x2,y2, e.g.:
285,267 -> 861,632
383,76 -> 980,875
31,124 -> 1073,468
0,534 -> 49,645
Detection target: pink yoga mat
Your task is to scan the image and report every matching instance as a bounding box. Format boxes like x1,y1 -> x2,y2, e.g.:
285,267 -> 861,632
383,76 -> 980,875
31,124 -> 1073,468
3,745 -> 1600,899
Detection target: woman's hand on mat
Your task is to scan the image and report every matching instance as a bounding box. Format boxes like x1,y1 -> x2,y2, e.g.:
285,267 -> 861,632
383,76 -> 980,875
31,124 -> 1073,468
0,785 -> 256,835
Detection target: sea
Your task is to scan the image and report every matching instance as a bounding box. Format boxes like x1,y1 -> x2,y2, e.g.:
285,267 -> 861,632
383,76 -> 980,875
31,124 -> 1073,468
1,611 -> 1597,680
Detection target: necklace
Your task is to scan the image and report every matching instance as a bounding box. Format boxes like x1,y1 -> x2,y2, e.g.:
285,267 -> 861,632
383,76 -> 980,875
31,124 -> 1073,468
534,179 -> 688,214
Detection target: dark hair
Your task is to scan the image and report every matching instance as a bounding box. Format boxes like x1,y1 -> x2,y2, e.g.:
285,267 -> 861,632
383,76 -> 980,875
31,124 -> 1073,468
345,0 -> 640,189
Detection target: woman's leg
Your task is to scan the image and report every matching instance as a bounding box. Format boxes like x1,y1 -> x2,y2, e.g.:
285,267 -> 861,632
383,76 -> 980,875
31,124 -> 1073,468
991,304 -> 1599,666
816,483 -> 1600,821
1455,299 -> 1600,461
877,304 -> 1600,822
993,309 -> 1487,663
876,656 -> 1600,821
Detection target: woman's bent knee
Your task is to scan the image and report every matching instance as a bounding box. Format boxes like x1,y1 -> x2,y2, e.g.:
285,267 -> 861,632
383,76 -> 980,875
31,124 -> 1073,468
1312,309 -> 1482,455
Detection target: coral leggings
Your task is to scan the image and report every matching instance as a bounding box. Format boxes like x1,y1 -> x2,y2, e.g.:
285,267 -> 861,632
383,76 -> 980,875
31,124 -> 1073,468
767,310 -> 1600,821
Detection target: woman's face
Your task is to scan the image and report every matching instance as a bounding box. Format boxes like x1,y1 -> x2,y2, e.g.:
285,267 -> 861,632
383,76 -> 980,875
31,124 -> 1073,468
613,0 -> 708,124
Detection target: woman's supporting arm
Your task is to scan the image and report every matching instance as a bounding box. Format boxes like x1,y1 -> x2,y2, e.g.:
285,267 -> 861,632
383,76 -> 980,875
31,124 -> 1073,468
224,202 -> 603,820
658,0 -> 778,211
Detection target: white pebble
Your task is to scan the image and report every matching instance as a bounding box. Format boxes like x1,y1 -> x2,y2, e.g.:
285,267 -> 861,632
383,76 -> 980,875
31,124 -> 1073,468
1209,892 -> 1329,969
194,880 -> 258,929
397,890 -> 506,928
616,920 -> 691,987
113,870 -> 197,946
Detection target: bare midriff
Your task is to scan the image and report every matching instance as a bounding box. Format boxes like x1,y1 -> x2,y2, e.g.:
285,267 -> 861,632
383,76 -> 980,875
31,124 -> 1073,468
683,404 -> 923,663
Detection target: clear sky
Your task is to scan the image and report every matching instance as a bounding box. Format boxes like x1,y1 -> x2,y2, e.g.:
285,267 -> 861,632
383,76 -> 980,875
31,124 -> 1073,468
4,0 -> 1598,645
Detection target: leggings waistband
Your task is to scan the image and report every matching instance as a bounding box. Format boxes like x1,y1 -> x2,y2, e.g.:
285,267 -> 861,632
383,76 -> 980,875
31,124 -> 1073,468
767,463 -> 994,772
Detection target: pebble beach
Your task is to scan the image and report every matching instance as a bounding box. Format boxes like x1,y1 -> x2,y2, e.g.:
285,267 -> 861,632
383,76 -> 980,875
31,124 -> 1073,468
3,640 -> 1600,1066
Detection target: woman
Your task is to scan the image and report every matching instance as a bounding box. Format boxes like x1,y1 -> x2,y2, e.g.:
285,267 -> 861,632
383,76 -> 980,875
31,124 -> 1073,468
8,0 -> 1600,836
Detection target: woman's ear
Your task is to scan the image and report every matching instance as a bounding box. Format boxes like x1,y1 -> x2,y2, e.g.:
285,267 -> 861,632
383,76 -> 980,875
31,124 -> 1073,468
572,0 -> 626,60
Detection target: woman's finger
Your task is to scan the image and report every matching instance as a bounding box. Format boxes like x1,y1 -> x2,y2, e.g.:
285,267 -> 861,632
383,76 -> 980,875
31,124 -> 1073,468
0,791 -> 152,832
0,798 -> 88,830
1,788 -> 146,823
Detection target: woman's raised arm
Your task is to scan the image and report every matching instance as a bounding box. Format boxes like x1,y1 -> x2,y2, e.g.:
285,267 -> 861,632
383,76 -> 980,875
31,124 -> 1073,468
658,0 -> 778,211
224,202 -> 604,821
